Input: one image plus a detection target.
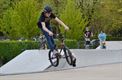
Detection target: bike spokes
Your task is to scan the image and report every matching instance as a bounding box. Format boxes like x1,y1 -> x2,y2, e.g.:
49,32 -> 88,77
48,50 -> 59,67
63,47 -> 73,65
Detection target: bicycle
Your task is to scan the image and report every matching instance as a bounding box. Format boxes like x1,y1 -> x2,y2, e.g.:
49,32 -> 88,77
38,34 -> 47,49
84,38 -> 99,49
48,31 -> 75,67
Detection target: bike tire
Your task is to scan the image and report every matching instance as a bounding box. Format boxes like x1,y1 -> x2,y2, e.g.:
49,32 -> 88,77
48,50 -> 59,67
63,47 -> 73,65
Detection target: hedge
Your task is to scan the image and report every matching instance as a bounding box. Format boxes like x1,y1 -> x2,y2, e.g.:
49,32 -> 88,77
0,40 -> 80,66
1,36 -> 121,66
0,40 -> 39,66
106,36 -> 122,41
91,36 -> 122,41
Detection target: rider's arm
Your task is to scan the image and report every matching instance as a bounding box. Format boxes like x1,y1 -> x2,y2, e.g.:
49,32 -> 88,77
41,22 -> 53,36
55,17 -> 69,30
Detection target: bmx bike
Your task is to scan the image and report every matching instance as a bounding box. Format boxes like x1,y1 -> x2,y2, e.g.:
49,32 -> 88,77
48,32 -> 75,67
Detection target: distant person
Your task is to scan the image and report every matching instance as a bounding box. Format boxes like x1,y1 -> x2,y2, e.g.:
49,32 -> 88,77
84,27 -> 93,49
98,31 -> 107,49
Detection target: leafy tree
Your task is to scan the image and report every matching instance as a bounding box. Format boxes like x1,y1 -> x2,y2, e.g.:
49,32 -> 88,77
0,0 -> 40,39
76,0 -> 122,37
76,0 -> 100,33
0,0 -> 122,40
94,0 -> 122,36
0,0 -> 21,18
60,0 -> 88,40
0,0 -> 10,18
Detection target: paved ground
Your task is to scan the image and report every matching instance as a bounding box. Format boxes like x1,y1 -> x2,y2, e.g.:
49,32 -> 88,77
0,41 -> 122,79
96,41 -> 122,50
1,49 -> 122,75
0,63 -> 122,80
106,41 -> 122,50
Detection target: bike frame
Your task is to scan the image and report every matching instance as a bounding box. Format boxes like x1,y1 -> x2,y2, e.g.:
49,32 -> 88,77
48,30 -> 74,67
56,33 -> 66,54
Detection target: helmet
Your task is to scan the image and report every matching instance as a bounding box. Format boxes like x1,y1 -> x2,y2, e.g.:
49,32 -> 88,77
44,6 -> 52,13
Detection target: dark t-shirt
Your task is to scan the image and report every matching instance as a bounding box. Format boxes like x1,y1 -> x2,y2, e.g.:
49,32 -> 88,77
37,12 -> 56,30
84,31 -> 92,38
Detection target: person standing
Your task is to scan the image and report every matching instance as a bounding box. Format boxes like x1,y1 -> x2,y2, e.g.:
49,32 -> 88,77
84,27 -> 93,49
98,31 -> 107,49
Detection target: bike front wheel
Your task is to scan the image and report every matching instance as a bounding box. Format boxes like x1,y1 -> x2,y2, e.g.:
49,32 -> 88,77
48,50 -> 59,67
63,47 -> 73,65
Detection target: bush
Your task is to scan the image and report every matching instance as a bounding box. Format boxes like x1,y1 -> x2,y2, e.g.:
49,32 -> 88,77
0,40 -> 80,66
92,36 -> 122,41
107,36 -> 122,41
0,0 -> 40,39
0,40 -> 39,65
60,0 -> 88,40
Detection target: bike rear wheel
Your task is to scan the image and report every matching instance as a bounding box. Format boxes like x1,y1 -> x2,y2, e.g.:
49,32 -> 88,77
63,47 -> 73,65
48,50 -> 59,67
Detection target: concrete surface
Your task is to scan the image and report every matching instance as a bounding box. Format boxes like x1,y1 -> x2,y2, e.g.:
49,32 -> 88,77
0,41 -> 122,75
96,41 -> 122,50
0,49 -> 122,75
47,49 -> 122,71
0,50 -> 50,74
0,63 -> 122,80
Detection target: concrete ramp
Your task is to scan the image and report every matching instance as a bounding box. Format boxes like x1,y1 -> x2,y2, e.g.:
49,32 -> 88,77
46,49 -> 122,71
106,41 -> 122,50
0,49 -> 122,75
0,50 -> 51,74
96,41 -> 122,50
0,41 -> 122,75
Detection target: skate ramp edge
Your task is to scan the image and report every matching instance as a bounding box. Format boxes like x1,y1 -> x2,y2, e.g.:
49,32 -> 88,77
0,49 -> 122,75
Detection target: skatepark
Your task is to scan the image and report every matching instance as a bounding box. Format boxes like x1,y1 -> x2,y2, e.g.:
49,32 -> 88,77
0,41 -> 122,80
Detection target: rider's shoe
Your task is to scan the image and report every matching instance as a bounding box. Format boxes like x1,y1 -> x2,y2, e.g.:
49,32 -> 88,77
72,58 -> 76,67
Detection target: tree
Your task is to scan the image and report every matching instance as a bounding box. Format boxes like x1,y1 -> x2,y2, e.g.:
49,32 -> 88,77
60,0 -> 88,40
76,0 -> 122,37
94,0 -> 122,36
76,0 -> 100,33
0,0 -> 21,18
0,0 -> 10,18
0,0 -> 40,39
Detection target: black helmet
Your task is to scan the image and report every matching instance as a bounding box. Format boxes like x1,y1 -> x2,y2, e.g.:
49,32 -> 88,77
44,6 -> 52,13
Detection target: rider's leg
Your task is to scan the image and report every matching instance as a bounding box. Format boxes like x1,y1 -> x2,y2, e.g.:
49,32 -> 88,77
85,38 -> 90,49
85,41 -> 90,49
42,30 -> 55,51
42,30 -> 60,55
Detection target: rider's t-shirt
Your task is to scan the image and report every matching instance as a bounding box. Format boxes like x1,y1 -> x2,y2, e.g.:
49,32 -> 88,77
84,31 -> 92,38
37,12 -> 56,30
